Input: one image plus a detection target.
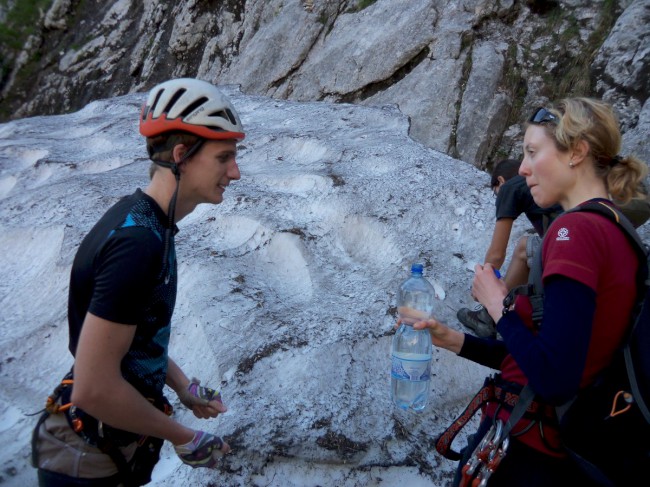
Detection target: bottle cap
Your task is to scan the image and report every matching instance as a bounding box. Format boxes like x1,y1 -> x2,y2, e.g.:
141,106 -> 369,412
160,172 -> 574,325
411,263 -> 424,274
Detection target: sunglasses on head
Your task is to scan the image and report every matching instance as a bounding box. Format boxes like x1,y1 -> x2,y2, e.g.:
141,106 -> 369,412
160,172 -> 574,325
529,107 -> 558,124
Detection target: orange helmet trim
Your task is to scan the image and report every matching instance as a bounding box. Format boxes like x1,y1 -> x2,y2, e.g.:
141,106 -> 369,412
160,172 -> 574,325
139,110 -> 245,141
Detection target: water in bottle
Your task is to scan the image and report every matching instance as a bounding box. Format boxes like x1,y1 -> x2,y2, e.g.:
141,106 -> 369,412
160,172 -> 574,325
391,263 -> 435,412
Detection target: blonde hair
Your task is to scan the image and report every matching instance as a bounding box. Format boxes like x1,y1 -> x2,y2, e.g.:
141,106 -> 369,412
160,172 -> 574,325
535,98 -> 647,204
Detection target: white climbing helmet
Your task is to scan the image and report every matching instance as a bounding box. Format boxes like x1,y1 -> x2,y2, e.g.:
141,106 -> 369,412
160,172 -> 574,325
139,78 -> 245,141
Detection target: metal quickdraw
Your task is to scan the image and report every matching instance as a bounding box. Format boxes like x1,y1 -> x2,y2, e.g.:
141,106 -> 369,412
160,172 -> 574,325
435,376 -> 554,461
460,420 -> 510,487
455,384 -> 537,486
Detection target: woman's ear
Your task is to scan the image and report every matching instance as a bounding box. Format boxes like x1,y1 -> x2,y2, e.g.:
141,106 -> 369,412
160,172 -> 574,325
497,175 -> 506,186
571,139 -> 590,165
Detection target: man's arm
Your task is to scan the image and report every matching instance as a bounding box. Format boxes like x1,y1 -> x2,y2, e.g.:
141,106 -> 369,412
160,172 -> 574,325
71,312 -> 194,445
166,357 -> 191,393
166,357 -> 227,419
483,218 -> 514,269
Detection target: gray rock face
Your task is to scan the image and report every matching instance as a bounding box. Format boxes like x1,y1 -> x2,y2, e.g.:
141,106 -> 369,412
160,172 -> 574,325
455,41 -> 511,164
593,0 -> 650,131
1,0 -> 648,169
622,98 -> 650,165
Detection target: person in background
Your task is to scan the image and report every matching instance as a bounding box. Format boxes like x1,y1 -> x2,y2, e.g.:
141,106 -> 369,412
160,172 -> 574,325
32,78 -> 244,486
415,98 -> 647,485
457,159 -> 561,338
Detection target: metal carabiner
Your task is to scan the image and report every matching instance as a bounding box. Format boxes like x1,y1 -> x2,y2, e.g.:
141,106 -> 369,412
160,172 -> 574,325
476,433 -> 510,487
489,419 -> 504,447
460,423 -> 497,487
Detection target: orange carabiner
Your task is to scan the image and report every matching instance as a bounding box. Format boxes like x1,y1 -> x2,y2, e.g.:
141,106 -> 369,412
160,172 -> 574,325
609,390 -> 633,418
71,418 -> 83,433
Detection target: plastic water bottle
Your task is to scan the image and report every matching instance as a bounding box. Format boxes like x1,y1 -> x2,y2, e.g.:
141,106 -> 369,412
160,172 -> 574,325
391,263 -> 435,412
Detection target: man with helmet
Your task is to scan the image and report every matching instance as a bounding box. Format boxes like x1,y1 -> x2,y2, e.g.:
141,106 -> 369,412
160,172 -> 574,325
32,78 -> 245,486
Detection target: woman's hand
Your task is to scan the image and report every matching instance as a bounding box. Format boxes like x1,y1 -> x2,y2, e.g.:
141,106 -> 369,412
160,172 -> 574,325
411,317 -> 465,354
472,263 -> 508,322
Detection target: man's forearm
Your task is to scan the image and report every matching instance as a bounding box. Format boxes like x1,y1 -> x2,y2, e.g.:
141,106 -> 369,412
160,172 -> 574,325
73,373 -> 194,445
166,356 -> 190,394
484,248 -> 506,269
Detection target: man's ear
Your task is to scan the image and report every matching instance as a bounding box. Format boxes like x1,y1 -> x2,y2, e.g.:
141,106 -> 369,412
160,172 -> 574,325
172,144 -> 188,164
497,175 -> 506,186
571,139 -> 590,165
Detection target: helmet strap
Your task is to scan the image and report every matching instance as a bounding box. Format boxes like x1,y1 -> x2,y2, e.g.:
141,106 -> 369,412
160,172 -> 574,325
155,138 -> 205,279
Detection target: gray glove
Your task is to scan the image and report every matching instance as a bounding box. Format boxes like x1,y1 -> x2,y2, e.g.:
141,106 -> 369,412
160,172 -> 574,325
174,430 -> 226,468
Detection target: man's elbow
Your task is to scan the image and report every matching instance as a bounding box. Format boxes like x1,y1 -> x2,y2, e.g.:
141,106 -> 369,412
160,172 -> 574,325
70,380 -> 109,414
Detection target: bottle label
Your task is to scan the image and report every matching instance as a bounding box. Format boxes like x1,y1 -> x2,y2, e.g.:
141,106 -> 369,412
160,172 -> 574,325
391,353 -> 431,381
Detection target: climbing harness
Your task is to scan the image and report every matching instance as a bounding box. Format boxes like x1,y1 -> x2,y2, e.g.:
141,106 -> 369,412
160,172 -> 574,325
32,371 -> 172,486
435,375 -> 554,460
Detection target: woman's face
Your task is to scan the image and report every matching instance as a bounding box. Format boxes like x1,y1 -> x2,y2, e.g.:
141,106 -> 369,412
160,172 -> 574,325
519,124 -> 573,209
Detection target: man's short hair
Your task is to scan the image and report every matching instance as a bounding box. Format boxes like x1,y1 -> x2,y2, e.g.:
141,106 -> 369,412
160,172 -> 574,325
146,131 -> 202,179
490,159 -> 521,188
146,131 -> 202,163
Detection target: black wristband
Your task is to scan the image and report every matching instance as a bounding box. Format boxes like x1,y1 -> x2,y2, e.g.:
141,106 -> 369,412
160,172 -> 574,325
502,292 -> 515,316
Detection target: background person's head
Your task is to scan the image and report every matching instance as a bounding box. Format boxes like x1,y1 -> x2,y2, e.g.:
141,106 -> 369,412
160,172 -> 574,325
522,97 -> 647,207
490,158 -> 521,196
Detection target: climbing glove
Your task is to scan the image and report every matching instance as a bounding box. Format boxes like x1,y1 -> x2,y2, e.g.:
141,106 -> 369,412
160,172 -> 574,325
174,430 -> 227,468
179,377 -> 222,410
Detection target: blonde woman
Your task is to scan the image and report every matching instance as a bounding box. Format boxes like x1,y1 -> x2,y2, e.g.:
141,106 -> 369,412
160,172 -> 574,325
418,98 -> 647,486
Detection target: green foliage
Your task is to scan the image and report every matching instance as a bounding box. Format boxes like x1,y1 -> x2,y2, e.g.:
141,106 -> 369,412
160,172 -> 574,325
0,0 -> 53,51
348,0 -> 377,13
357,0 -> 377,9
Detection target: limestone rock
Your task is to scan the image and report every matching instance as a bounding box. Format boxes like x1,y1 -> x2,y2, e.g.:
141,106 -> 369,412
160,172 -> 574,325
0,0 -> 648,169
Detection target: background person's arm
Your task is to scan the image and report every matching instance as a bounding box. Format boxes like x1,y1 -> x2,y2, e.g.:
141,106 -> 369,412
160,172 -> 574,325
483,218 -> 514,269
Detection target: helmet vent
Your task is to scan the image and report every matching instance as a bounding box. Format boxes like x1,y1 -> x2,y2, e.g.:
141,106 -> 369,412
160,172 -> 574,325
163,88 -> 187,115
180,97 -> 208,118
146,89 -> 165,118
209,109 -> 238,126
224,108 -> 237,125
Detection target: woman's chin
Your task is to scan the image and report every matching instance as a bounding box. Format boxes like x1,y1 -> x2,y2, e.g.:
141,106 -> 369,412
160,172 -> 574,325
530,189 -> 554,209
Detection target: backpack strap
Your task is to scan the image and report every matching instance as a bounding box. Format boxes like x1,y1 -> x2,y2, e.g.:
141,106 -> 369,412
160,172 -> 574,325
501,243 -> 545,329
562,201 -> 650,423
584,202 -> 650,423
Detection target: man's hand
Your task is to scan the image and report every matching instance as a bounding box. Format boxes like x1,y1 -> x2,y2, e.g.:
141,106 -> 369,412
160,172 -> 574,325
178,378 -> 227,419
174,430 -> 231,468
